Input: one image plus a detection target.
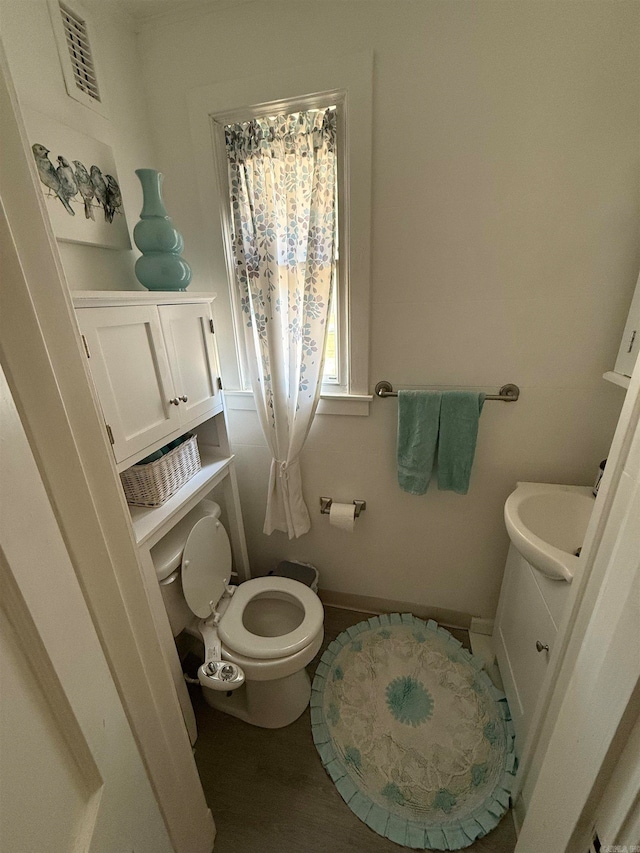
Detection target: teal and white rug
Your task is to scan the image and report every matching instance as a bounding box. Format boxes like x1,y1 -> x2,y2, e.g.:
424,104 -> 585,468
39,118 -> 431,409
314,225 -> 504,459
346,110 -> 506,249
311,614 -> 516,850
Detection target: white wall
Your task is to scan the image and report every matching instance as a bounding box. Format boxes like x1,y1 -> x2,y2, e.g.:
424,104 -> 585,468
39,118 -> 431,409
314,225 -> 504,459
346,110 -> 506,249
1,3 -> 635,616
136,0 -> 639,620
0,0 -> 156,291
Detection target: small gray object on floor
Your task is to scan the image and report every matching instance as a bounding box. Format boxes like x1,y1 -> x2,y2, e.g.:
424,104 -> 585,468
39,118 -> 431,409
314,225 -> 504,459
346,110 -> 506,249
268,560 -> 319,592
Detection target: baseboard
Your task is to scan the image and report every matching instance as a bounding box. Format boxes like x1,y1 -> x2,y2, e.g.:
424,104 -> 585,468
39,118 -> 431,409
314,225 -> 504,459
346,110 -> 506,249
470,616 -> 494,636
318,588 -> 472,630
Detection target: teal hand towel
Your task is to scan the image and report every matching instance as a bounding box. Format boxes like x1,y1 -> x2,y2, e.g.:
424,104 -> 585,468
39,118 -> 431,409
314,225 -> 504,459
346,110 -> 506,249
397,390 -> 442,495
437,391 -> 485,494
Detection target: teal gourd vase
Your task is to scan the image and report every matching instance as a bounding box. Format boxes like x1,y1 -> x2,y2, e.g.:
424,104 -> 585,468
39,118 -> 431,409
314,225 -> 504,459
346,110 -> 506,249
133,169 -> 192,291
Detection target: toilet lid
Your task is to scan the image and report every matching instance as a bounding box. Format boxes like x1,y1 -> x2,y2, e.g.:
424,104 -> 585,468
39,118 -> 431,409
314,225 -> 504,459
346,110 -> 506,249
181,516 -> 232,618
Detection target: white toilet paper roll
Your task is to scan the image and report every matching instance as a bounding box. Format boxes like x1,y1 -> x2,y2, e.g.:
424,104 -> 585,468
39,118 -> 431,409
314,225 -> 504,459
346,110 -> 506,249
329,502 -> 356,533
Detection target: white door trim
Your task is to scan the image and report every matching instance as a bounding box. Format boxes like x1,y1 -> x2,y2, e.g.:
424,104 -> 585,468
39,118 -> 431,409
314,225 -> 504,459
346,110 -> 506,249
0,366 -> 174,853
0,43 -> 214,853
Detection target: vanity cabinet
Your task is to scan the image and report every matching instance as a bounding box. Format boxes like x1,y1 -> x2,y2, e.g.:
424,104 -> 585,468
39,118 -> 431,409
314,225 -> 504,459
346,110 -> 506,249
494,544 -> 570,754
76,297 -> 222,467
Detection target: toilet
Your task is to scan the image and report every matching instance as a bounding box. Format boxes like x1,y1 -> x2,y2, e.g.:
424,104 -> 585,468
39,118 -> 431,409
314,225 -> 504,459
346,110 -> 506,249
152,500 -> 324,728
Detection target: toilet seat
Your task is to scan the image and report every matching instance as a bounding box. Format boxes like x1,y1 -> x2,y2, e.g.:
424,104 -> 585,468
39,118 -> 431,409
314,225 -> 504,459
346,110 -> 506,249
219,576 -> 324,660
180,514 -> 323,662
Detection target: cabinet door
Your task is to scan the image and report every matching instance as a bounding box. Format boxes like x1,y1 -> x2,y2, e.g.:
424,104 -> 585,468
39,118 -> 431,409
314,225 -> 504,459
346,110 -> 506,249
77,306 -> 180,462
158,303 -> 222,424
494,545 -> 557,750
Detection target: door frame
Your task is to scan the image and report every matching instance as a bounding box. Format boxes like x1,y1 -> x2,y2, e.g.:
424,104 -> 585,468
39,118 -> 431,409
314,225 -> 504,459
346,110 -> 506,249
514,344 -> 640,846
0,45 -> 214,853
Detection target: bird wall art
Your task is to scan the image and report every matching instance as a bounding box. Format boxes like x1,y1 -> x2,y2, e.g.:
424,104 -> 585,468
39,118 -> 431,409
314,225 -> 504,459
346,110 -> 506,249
32,144 -> 123,224
25,110 -> 131,250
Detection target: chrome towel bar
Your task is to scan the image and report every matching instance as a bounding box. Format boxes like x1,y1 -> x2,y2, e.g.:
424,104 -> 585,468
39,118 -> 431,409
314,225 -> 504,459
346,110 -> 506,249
374,380 -> 520,402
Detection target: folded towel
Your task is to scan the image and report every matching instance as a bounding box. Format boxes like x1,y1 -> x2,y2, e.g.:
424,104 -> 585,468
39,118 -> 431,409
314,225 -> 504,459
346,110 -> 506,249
397,390 -> 442,495
437,391 -> 485,494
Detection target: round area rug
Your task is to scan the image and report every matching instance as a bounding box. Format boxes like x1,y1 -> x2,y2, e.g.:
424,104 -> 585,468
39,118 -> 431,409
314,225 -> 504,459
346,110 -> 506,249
311,614 -> 516,850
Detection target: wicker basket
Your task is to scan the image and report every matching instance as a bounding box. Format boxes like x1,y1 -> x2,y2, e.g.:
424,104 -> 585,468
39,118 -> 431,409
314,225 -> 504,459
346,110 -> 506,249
120,434 -> 201,507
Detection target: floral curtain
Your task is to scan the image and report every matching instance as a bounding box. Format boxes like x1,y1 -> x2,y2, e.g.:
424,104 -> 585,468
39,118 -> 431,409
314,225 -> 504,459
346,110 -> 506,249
225,108 -> 337,539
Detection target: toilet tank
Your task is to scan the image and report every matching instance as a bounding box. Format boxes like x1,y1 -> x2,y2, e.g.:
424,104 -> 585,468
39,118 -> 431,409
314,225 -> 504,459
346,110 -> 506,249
150,499 -> 221,636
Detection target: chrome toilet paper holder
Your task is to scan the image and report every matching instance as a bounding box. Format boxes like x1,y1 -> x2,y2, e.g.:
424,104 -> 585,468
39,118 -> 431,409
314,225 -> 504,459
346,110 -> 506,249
320,497 -> 367,517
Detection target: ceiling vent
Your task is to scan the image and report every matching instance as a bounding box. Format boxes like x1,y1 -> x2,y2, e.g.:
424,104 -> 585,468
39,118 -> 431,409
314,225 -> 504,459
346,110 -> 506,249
59,3 -> 100,102
47,0 -> 107,116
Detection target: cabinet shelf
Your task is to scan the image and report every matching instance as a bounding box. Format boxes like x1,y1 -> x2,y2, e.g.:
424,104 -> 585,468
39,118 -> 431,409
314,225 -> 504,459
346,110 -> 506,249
128,447 -> 234,547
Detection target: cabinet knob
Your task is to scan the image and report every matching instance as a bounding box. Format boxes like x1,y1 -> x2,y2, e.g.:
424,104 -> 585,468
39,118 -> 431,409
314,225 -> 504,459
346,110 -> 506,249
535,640 -> 550,653
179,395 -> 188,403
169,398 -> 180,406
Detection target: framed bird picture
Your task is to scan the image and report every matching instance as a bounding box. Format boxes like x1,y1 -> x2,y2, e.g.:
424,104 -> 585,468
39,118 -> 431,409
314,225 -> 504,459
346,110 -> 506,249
23,109 -> 131,250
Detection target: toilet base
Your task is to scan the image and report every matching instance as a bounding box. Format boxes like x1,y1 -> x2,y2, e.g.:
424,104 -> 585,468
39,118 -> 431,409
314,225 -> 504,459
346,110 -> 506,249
202,666 -> 312,728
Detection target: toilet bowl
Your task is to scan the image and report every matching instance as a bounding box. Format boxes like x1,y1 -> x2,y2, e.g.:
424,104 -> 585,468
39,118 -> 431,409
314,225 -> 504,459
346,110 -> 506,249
152,500 -> 324,728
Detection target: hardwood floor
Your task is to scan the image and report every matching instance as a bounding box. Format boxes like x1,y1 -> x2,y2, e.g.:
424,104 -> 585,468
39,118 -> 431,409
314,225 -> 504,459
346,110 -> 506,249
190,606 -> 517,853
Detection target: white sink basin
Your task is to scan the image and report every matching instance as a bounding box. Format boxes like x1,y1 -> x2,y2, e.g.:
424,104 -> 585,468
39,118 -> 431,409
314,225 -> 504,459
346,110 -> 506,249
504,483 -> 596,582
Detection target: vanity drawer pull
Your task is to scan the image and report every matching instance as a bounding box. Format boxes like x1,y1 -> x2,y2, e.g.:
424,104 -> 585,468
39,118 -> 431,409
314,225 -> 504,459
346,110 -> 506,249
535,640 -> 549,653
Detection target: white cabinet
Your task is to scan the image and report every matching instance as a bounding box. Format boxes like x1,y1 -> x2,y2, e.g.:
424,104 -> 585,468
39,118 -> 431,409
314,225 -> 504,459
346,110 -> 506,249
494,544 -> 570,754
73,291 -> 250,746
73,291 -> 249,569
76,296 -> 222,467
158,302 -> 221,425
77,304 -> 181,463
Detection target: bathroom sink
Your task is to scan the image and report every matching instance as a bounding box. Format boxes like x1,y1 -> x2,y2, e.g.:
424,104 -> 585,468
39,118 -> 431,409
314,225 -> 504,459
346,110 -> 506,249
504,483 -> 595,582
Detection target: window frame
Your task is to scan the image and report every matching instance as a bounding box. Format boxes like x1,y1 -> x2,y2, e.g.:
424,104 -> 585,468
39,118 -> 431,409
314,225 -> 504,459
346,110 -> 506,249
187,53 -> 372,415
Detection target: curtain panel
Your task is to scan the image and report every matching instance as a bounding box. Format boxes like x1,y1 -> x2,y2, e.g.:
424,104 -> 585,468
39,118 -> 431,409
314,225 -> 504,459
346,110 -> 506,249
225,108 -> 337,538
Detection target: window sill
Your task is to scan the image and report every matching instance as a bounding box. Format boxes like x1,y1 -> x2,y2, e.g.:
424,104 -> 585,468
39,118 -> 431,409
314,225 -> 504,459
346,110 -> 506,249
223,389 -> 372,416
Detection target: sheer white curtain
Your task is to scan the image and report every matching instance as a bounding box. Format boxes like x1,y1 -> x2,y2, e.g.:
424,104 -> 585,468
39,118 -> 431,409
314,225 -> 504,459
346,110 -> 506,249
225,108 -> 337,538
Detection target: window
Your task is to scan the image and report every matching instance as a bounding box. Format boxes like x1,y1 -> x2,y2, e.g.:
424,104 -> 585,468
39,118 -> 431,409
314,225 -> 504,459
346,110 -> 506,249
212,95 -> 347,394
188,53 -> 373,414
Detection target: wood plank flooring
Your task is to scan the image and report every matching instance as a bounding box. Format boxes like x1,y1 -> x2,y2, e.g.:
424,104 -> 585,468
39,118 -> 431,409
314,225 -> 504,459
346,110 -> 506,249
190,606 -> 517,853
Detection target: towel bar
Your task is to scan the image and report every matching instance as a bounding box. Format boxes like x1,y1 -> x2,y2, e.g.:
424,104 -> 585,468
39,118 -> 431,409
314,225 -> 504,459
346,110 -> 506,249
374,381 -> 519,402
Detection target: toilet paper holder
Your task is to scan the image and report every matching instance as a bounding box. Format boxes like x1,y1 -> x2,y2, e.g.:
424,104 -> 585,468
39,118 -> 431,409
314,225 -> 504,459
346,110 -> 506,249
320,497 -> 367,517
